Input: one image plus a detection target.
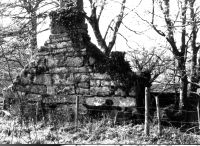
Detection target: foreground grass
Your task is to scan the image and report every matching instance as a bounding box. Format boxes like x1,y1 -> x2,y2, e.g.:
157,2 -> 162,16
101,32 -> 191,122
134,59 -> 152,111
0,117 -> 200,144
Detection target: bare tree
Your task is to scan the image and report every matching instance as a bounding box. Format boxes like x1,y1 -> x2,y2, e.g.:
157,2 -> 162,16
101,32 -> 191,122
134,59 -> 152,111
149,0 -> 200,112
129,48 -> 173,85
188,0 -> 200,96
0,0 -> 59,56
0,0 -> 59,89
85,0 -> 127,56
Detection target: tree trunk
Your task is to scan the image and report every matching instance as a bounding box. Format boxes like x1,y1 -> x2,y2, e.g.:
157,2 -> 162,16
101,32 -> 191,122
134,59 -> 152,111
188,0 -> 199,97
197,99 -> 200,129
30,11 -> 37,57
86,0 -> 126,57
89,19 -> 108,53
189,50 -> 198,95
178,0 -> 188,112
178,59 -> 188,112
179,75 -> 187,111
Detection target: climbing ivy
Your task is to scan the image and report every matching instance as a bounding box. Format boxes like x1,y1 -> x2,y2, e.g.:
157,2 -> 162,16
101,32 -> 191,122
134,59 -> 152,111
49,7 -> 85,28
107,52 -> 137,93
49,7 -> 150,93
81,33 -> 140,92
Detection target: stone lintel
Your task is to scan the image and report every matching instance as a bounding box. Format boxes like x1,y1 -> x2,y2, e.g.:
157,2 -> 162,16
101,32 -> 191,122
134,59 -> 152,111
85,97 -> 136,107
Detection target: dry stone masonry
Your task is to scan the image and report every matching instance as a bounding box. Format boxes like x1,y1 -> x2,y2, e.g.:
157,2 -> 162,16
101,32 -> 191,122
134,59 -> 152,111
3,0 -> 149,117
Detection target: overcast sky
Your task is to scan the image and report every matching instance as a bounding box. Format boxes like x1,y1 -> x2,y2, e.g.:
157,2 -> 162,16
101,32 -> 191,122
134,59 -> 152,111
35,0 -> 200,58
2,0 -> 200,55
37,0 -> 167,53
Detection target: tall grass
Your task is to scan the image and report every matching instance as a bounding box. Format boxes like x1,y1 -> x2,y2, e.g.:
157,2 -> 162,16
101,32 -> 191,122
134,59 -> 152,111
1,101 -> 200,144
0,115 -> 200,144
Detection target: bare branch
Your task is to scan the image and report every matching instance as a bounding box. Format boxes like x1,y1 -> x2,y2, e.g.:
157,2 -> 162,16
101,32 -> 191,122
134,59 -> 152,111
107,0 -> 126,56
122,22 -> 142,35
103,19 -> 115,40
97,0 -> 106,22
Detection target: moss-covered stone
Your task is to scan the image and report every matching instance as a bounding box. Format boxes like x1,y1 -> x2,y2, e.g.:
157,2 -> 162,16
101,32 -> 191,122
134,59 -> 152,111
64,57 -> 83,67
34,74 -> 52,85
90,80 -> 101,87
90,87 -> 112,96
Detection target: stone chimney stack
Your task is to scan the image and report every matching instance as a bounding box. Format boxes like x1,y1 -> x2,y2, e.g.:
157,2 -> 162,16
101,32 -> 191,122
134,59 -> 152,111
50,0 -> 85,34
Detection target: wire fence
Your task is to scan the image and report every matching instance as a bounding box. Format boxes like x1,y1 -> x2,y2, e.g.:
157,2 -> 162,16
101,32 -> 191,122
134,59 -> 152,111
4,93 -> 200,138
8,101 -> 199,121
14,101 -> 200,114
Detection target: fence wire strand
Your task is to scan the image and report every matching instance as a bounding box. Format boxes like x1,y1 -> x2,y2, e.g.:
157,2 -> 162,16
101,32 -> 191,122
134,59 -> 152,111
6,99 -> 200,131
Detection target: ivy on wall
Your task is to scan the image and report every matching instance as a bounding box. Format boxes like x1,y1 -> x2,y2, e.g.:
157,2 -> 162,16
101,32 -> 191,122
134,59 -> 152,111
49,6 -> 151,93
81,33 -> 146,93
49,7 -> 85,28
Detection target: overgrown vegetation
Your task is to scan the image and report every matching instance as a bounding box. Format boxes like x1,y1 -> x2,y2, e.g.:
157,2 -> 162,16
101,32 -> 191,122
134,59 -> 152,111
49,7 -> 85,28
83,32 -> 149,95
1,0 -> 200,144
0,114 -> 200,144
1,100 -> 199,144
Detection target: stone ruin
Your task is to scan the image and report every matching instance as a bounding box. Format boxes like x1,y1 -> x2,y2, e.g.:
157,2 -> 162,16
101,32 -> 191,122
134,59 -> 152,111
3,0 -> 150,122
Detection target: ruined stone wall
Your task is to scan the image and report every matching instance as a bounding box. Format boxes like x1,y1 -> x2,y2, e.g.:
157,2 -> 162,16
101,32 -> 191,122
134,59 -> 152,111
3,3 -> 146,109
11,33 -> 140,106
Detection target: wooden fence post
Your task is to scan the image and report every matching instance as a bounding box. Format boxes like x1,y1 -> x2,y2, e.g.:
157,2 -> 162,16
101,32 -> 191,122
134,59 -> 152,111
155,96 -> 161,136
35,101 -> 39,124
144,87 -> 150,136
75,95 -> 79,131
197,99 -> 200,130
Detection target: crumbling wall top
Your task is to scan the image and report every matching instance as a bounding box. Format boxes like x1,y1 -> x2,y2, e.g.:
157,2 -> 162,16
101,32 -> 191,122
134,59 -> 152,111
49,0 -> 85,34
60,0 -> 83,10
